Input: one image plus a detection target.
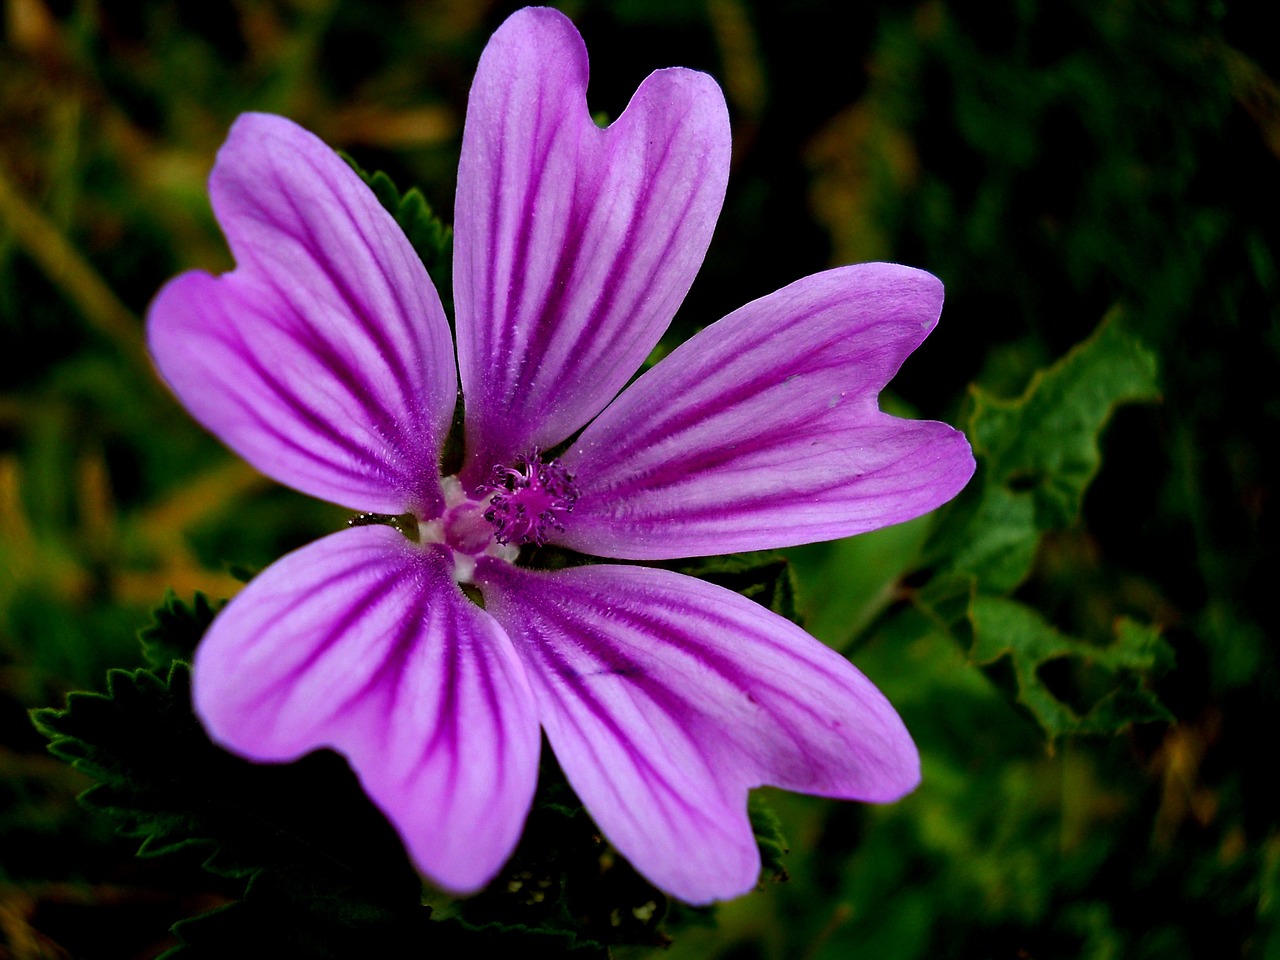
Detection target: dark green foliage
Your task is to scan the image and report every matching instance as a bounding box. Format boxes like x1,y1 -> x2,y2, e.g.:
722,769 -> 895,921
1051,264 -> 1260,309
906,313 -> 1172,740
31,658 -> 431,957
139,591 -> 222,669
967,315 -> 1159,532
748,793 -> 790,883
968,597 -> 1172,739
677,552 -> 800,625
930,313 -> 1160,595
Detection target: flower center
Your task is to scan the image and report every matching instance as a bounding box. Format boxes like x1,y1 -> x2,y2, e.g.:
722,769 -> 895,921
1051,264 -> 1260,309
475,449 -> 579,546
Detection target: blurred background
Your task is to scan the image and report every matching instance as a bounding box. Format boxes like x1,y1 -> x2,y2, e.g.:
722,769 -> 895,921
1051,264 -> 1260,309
2,0 -> 1277,957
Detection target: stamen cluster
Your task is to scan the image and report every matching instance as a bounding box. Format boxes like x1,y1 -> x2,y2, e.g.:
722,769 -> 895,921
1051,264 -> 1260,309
477,450 -> 579,546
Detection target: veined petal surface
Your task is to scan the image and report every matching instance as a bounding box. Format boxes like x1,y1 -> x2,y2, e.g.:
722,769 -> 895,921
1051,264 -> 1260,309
193,526 -> 541,895
476,559 -> 918,904
453,7 -> 730,479
559,263 -> 976,559
148,113 -> 456,515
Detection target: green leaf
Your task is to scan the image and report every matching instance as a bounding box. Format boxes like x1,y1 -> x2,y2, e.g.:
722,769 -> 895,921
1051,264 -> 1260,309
31,659 -> 430,956
968,596 -> 1174,740
677,551 -> 800,625
32,586 -> 435,955
138,591 -> 222,669
931,311 -> 1159,594
748,792 -> 790,883
970,311 -> 1159,527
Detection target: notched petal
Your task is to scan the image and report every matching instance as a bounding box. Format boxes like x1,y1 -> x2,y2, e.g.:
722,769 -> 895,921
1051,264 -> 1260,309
560,263 -> 977,558
478,559 -> 918,904
148,113 -> 456,515
193,527 -> 541,895
454,7 -> 731,478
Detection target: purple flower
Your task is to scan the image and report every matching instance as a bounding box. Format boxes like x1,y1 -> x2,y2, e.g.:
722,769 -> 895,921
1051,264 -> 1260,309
146,7 -> 974,904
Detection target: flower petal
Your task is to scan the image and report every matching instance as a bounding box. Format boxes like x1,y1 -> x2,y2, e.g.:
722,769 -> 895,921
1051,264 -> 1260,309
477,558 -> 918,904
558,263 -> 976,559
193,526 -> 540,894
453,7 -> 730,478
148,113 -> 456,515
